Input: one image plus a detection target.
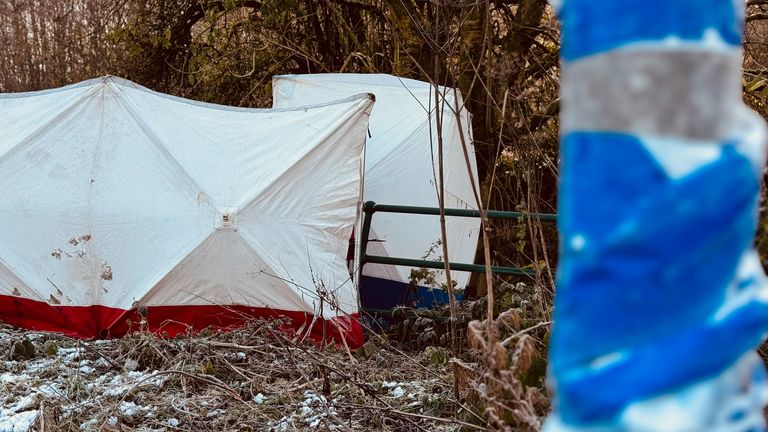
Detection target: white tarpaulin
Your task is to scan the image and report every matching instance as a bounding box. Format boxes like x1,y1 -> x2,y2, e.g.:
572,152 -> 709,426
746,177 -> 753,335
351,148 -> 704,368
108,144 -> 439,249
0,76 -> 372,345
272,74 -> 480,296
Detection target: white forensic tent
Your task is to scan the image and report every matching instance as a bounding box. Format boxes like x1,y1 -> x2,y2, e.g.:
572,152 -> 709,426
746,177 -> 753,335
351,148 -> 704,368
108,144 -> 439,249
0,76 -> 372,346
272,74 -> 480,304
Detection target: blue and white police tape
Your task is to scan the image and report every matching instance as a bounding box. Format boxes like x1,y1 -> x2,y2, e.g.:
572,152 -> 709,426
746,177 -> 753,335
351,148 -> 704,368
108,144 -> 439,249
546,0 -> 768,430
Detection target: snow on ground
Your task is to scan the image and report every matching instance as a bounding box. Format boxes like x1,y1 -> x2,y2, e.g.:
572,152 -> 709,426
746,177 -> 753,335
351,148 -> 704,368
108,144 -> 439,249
0,333 -> 168,432
0,323 -> 461,431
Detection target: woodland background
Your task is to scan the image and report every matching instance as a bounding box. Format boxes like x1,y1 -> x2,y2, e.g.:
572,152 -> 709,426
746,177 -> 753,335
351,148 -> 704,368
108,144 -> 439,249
2,0 -> 768,429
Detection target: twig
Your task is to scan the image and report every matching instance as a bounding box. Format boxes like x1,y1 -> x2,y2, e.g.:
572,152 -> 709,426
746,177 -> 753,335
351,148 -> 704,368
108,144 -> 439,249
501,321 -> 552,347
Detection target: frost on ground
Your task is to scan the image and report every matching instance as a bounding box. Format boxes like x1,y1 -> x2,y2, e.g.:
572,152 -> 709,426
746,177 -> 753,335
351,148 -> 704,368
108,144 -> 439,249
0,321 -> 467,431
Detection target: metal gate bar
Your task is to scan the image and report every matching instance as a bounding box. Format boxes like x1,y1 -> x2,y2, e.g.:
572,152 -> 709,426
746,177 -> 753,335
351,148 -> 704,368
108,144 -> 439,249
358,201 -> 557,277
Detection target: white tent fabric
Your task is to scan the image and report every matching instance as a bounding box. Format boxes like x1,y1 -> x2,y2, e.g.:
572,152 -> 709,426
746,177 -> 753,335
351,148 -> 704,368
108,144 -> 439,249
0,76 -> 372,344
272,74 -> 481,293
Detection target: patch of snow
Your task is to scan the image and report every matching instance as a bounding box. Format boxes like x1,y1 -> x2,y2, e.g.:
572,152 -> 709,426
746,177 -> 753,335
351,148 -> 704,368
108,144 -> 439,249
207,408 -> 226,418
57,347 -> 83,362
0,410 -> 38,432
104,386 -> 129,397
118,401 -> 140,417
300,391 -> 334,427
166,418 -> 180,427
269,390 -> 339,430
7,394 -> 38,413
299,405 -> 313,417
79,418 -> 98,430
272,416 -> 290,431
37,383 -> 61,398
25,358 -> 55,373
103,371 -> 166,396
380,379 -> 442,414
253,393 -> 265,404
0,373 -> 30,385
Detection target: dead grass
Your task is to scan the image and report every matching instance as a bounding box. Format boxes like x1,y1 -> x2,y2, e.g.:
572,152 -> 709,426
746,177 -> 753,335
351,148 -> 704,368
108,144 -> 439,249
0,320 -> 483,432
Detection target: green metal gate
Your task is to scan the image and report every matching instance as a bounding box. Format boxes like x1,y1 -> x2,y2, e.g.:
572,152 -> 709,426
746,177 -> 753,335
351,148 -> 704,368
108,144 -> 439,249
358,201 -> 558,277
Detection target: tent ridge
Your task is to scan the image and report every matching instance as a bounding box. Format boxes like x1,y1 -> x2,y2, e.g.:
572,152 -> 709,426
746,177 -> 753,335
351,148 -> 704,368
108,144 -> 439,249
0,77 -> 107,100
237,98 -> 373,215
109,75 -> 374,114
111,88 -> 213,204
0,86 -> 100,163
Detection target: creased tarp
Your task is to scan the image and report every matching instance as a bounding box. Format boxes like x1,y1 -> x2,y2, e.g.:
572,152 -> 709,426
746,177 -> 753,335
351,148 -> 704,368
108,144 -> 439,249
546,0 -> 768,430
0,76 -> 373,345
272,73 -> 480,291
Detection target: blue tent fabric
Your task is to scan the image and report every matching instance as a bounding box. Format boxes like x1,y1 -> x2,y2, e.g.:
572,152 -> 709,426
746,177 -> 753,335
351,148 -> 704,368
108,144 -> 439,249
547,1 -> 768,429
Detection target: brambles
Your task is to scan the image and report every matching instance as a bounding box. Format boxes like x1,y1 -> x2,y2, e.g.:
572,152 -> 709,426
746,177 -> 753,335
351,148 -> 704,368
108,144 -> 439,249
0,321 -> 474,431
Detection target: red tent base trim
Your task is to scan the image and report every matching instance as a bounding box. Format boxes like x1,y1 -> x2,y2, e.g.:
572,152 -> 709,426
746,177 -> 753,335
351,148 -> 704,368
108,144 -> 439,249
0,295 -> 364,348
